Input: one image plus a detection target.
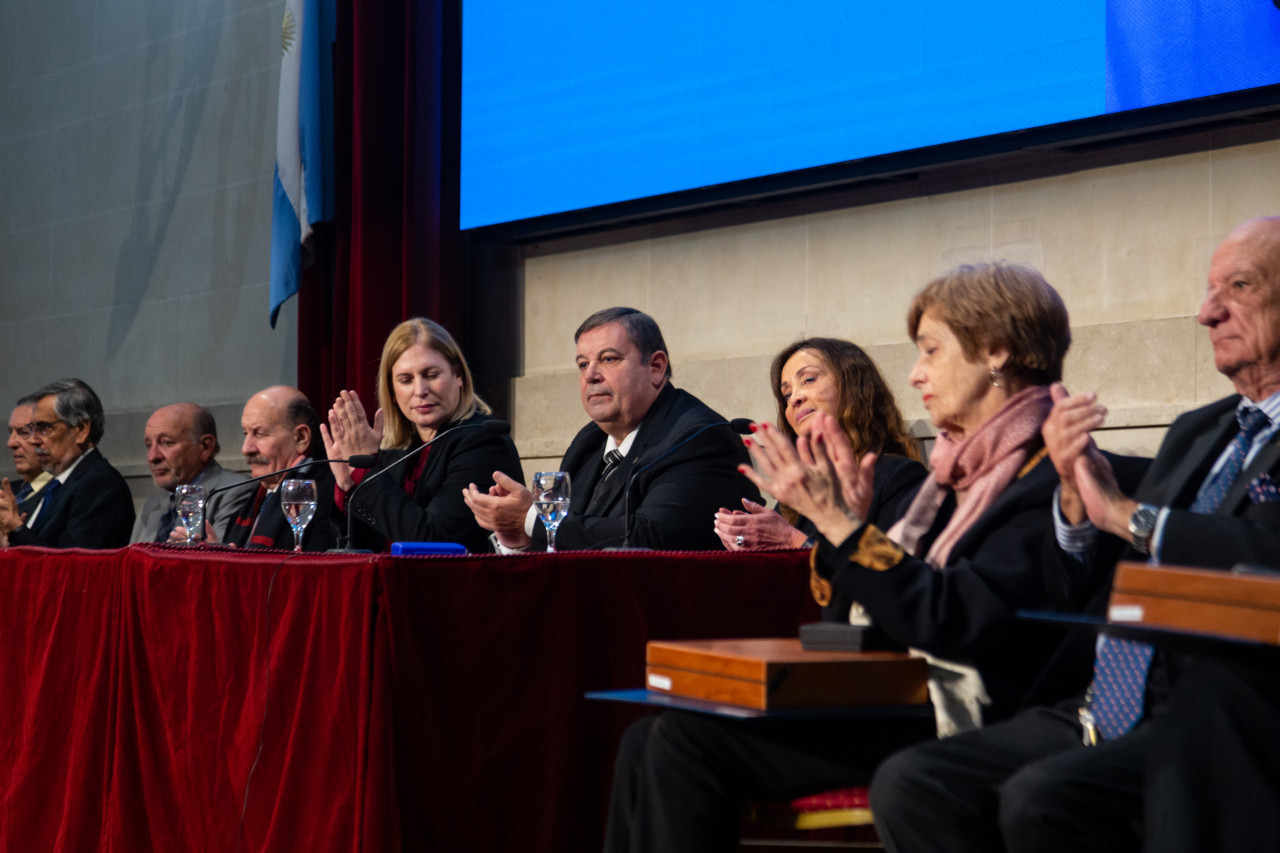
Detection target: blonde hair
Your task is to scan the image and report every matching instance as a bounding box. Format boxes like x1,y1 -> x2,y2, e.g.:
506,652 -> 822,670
377,318 -> 490,449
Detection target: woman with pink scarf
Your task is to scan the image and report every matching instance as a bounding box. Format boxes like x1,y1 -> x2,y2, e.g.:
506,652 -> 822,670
606,263 -> 1124,853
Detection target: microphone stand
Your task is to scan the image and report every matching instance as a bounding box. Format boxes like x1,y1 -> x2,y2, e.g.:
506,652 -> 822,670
329,418 -> 511,554
609,418 -> 754,550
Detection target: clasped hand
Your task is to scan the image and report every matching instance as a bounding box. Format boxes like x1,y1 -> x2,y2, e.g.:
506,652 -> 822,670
321,390 -> 384,492
1042,383 -> 1134,536
737,414 -> 875,547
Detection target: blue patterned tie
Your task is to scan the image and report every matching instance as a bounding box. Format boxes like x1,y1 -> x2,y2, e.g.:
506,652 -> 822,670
1091,406 -> 1271,741
13,481 -> 33,503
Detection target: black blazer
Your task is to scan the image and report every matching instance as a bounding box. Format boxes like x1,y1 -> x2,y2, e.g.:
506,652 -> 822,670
9,448 -> 135,549
345,413 -> 524,553
538,383 -> 759,551
802,453 -> 929,623
1054,397 -> 1280,714
1052,397 -> 1280,611
224,459 -> 339,551
816,452 -> 1133,722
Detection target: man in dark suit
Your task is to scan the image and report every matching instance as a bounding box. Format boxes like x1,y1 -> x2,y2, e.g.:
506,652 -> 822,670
0,378 -> 134,548
7,396 -> 53,522
218,386 -> 337,551
464,307 -> 756,550
130,403 -> 249,543
871,216 -> 1280,852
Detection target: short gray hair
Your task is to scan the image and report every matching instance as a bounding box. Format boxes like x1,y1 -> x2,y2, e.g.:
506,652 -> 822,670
34,378 -> 106,445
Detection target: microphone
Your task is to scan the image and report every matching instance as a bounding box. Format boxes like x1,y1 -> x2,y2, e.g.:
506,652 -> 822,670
330,418 -> 511,553
609,418 -> 754,550
205,454 -> 379,503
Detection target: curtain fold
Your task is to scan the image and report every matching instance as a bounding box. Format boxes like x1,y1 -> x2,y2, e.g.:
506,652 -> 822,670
298,0 -> 462,414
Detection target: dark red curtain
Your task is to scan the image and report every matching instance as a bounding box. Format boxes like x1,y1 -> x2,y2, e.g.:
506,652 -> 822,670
298,0 -> 462,413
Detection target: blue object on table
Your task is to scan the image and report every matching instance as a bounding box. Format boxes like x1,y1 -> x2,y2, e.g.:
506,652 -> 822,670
390,542 -> 467,556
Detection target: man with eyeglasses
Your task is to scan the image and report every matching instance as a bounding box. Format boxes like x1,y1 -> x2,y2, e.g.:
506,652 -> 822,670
7,396 -> 52,516
0,378 -> 134,548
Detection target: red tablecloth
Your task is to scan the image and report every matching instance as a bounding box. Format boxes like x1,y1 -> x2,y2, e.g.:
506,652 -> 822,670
0,544 -> 817,851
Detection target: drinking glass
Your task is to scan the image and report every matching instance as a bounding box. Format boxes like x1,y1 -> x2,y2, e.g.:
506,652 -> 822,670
280,479 -> 318,552
174,484 -> 206,544
532,471 -> 571,554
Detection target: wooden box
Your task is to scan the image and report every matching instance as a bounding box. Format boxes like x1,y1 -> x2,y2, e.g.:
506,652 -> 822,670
1109,562 -> 1280,646
644,638 -> 929,711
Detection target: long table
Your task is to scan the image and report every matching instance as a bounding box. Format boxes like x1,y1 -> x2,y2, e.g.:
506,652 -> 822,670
0,544 -> 818,851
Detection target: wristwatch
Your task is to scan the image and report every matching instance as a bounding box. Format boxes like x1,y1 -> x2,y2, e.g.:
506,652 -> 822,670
1128,503 -> 1159,554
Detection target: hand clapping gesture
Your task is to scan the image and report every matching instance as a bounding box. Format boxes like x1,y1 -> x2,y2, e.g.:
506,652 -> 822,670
321,390 -> 384,491
737,413 -> 876,548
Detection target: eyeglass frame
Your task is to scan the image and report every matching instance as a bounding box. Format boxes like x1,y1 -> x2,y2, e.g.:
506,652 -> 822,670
29,420 -> 67,438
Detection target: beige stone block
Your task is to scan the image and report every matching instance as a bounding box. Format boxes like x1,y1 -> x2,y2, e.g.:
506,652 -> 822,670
1194,324 -> 1239,405
1208,140 -> 1280,237
647,217 -> 810,362
523,239 -> 652,374
511,372 -> 583,459
992,153 -> 1213,327
806,191 -> 993,346
1062,317 -> 1199,408
675,355 -> 776,428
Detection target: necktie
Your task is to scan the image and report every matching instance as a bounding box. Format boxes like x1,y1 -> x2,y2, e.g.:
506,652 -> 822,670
585,449 -> 624,514
14,481 -> 33,503
1091,406 -> 1271,741
155,494 -> 177,542
30,479 -> 61,530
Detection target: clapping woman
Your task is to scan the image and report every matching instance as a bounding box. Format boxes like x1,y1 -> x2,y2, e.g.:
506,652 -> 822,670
606,263 -> 1101,853
322,318 -> 523,552
714,338 -> 924,552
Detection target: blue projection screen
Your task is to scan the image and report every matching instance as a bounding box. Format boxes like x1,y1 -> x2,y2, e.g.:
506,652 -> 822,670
461,0 -> 1280,230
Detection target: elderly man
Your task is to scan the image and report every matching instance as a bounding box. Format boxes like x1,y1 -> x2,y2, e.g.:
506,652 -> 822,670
218,386 -> 336,551
871,217 -> 1280,852
7,395 -> 53,516
130,403 -> 249,543
0,378 -> 134,548
464,307 -> 757,550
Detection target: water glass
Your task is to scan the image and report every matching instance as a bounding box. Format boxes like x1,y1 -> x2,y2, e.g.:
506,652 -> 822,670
532,471 -> 571,553
174,484 -> 206,544
280,479 -> 318,552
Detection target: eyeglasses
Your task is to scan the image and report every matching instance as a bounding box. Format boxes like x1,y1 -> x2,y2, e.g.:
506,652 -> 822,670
30,420 -> 66,437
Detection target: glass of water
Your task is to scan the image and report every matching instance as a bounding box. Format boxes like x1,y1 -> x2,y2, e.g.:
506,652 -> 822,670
532,471 -> 571,553
280,479 -> 318,552
174,483 -> 206,544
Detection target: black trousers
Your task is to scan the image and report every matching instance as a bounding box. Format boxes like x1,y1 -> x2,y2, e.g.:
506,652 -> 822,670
604,710 -> 934,853
1146,652 -> 1280,853
870,703 -> 1151,853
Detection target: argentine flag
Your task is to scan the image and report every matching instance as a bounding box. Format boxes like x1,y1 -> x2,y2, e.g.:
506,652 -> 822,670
270,0 -> 335,327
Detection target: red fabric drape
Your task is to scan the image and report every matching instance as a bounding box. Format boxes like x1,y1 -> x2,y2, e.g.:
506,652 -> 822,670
0,545 -> 817,852
298,0 -> 462,414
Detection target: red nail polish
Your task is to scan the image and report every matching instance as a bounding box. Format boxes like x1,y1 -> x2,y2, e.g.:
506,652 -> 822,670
748,423 -> 758,433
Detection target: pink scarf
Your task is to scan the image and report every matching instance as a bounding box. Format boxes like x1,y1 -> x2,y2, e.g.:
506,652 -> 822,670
887,385 -> 1052,568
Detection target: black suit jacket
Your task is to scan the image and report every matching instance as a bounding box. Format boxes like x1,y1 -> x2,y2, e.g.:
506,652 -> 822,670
806,454 -> 928,623
223,459 -> 339,551
537,383 -> 759,550
1052,396 -> 1280,611
1054,396 -> 1280,715
817,450 -> 1148,723
346,413 -> 524,553
9,448 -> 135,549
